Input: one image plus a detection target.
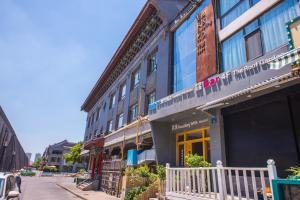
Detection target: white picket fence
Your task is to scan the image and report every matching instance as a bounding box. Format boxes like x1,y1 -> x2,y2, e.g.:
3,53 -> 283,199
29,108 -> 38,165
166,160 -> 277,200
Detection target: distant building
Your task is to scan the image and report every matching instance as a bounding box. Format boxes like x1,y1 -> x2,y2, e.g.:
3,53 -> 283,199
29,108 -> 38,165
26,153 -> 32,165
42,140 -> 83,172
34,153 -> 41,162
26,153 -> 32,161
0,106 -> 28,171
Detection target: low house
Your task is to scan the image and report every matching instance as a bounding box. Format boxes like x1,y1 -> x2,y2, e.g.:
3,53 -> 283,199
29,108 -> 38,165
43,140 -> 84,172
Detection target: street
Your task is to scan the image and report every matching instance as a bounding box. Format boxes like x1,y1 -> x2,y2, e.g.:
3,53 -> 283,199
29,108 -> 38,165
20,176 -> 80,200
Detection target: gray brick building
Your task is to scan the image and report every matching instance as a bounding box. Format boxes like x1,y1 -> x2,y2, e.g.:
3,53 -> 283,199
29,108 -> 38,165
82,0 -> 300,180
0,106 -> 28,171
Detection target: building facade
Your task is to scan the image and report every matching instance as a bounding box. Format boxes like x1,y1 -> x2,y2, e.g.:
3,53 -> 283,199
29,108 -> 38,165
34,153 -> 41,162
42,140 -> 83,172
81,0 -> 189,182
82,0 -> 300,183
149,0 -> 300,177
0,106 -> 28,171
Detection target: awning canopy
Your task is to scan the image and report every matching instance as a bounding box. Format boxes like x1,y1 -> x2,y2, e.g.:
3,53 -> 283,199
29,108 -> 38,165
84,137 -> 105,150
199,71 -> 300,111
80,149 -> 90,156
269,47 -> 300,70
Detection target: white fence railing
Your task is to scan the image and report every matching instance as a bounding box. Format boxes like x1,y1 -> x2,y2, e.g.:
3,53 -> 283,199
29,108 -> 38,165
166,160 -> 277,200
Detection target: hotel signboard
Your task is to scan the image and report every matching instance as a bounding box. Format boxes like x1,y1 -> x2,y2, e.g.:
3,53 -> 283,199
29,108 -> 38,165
196,2 -> 217,82
148,46 -> 292,120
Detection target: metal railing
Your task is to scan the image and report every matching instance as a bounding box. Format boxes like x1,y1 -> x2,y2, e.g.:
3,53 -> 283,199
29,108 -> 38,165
138,148 -> 156,164
166,160 -> 277,200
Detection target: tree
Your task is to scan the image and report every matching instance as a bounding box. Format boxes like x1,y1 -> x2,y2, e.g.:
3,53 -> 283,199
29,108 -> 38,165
32,157 -> 42,169
64,142 -> 82,164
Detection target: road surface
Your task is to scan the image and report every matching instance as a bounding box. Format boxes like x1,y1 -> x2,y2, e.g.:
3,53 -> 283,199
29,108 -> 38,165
20,176 -> 80,200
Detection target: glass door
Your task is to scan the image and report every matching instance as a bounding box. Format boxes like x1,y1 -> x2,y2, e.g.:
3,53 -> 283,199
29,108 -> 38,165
176,128 -> 210,166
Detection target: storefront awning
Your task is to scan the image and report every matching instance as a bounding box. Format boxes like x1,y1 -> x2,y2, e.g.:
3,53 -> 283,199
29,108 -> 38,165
80,149 -> 90,156
84,137 -> 105,150
269,47 -> 300,70
198,71 -> 300,111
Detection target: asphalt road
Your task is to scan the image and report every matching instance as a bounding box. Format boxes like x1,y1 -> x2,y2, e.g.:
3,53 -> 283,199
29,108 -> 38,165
20,176 -> 80,200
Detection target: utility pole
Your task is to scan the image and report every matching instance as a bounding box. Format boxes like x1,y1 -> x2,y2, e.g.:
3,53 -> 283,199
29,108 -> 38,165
135,82 -> 145,151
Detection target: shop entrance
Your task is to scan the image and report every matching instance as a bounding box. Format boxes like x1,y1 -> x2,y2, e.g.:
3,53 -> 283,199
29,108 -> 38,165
176,128 -> 210,166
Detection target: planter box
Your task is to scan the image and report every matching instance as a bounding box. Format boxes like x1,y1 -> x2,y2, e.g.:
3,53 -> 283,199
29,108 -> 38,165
136,182 -> 158,200
272,179 -> 300,200
120,176 -> 148,200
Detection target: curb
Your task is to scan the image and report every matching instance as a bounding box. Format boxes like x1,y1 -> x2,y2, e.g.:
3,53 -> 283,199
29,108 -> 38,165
56,183 -> 87,200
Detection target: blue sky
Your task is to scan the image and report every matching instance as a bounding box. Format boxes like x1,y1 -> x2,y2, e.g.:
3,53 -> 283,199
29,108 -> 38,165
0,0 -> 146,160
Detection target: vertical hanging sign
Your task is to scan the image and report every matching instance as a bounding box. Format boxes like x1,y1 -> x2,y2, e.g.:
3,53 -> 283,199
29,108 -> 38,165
196,2 -> 217,82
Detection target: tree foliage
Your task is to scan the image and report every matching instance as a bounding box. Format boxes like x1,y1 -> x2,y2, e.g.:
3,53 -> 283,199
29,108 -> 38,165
32,157 -> 42,168
63,142 -> 82,164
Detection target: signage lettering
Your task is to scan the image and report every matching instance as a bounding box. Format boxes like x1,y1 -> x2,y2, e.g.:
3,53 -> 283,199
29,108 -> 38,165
149,52 -> 287,115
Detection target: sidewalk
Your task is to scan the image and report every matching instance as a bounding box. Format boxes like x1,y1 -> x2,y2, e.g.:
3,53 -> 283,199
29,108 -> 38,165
57,182 -> 119,200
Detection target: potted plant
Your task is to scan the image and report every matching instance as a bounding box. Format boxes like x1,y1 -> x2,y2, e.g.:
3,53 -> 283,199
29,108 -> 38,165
287,167 -> 300,180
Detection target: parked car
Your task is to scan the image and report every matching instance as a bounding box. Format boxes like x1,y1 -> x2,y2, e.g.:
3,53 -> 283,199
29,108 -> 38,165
0,173 -> 20,200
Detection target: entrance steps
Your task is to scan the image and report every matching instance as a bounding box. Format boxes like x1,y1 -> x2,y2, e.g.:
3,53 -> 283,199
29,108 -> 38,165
76,179 -> 99,191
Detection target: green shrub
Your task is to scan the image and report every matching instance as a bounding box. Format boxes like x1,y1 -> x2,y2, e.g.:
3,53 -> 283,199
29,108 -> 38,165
124,186 -> 147,200
134,165 -> 150,178
125,167 -> 135,176
156,165 -> 166,180
78,168 -> 86,174
43,165 -> 58,172
149,173 -> 158,184
185,154 -> 211,168
287,166 -> 300,179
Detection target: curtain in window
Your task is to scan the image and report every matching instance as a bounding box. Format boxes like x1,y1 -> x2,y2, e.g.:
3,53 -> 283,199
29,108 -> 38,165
220,0 -> 240,15
260,0 -> 300,52
221,0 -> 250,28
173,0 -> 209,92
221,30 -> 246,71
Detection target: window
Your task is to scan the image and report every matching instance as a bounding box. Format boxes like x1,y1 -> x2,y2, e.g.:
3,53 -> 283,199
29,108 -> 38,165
5,176 -> 16,197
173,0 -> 209,93
91,113 -> 95,125
87,117 -> 91,128
116,113 -> 124,129
221,0 -> 300,71
129,104 -> 138,122
219,0 -> 261,28
95,107 -> 100,121
107,120 -> 113,133
109,93 -> 116,109
245,29 -> 262,61
99,127 -> 103,136
148,49 -> 158,74
131,68 -> 140,90
119,83 -> 126,101
145,91 -> 156,115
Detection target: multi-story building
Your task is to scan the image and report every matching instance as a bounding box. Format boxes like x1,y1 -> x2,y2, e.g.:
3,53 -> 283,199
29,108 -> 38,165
26,153 -> 32,165
82,0 -> 300,187
149,0 -> 300,178
81,0 -> 188,181
26,153 -> 32,161
42,140 -> 83,172
34,153 -> 41,162
0,106 -> 28,171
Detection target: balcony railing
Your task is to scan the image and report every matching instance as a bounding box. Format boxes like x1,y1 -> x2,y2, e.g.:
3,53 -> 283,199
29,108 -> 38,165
166,160 -> 277,200
138,148 -> 156,164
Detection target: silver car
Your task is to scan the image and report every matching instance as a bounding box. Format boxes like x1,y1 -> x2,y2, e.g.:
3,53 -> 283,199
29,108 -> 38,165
0,173 -> 19,200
